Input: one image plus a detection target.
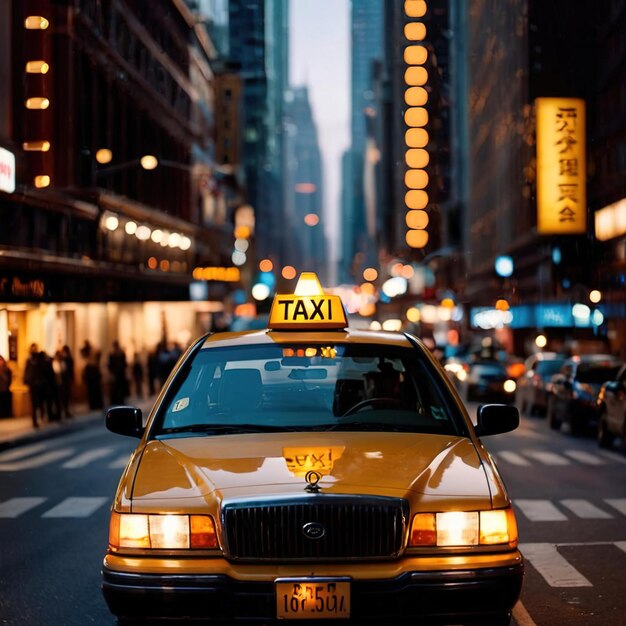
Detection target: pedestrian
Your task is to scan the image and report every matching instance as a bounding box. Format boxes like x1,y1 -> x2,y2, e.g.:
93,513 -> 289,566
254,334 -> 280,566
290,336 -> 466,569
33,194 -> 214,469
0,355 -> 12,418
83,347 -> 104,410
108,340 -> 129,405
24,343 -> 47,428
56,345 -> 74,419
131,352 -> 144,399
43,350 -> 61,422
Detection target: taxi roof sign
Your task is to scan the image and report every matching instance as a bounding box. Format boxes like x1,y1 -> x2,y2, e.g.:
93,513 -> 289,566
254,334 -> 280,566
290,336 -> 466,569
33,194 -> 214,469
268,272 -> 348,330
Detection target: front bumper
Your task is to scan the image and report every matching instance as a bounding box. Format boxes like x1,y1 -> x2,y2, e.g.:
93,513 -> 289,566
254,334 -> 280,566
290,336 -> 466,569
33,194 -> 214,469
102,554 -> 524,623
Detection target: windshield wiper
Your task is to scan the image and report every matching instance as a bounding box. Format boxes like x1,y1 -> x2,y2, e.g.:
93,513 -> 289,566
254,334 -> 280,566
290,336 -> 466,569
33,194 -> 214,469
158,423 -> 300,436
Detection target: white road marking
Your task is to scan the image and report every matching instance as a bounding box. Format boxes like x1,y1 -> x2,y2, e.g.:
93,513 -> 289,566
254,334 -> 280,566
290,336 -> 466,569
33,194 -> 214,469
496,451 -> 531,466
520,542 -> 592,587
0,442 -> 48,462
42,497 -> 109,518
560,499 -> 612,519
514,499 -> 567,521
596,450 -> 626,464
0,448 -> 75,471
605,498 -> 626,517
0,497 -> 46,518
108,454 -> 131,469
563,450 -> 605,465
62,447 -> 114,468
523,450 -> 570,465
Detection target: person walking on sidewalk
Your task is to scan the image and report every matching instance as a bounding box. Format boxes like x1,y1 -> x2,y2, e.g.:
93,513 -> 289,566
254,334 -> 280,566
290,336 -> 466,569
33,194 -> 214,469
24,344 -> 48,428
108,340 -> 129,405
0,355 -> 12,418
56,345 -> 74,418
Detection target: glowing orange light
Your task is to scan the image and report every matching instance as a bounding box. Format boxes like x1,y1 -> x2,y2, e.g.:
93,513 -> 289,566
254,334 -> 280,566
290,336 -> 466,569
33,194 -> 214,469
160,259 -> 170,272
406,230 -> 429,249
295,183 -> 316,193
405,0 -> 427,18
363,267 -> 378,282
259,259 -> 273,272
405,169 -> 429,189
405,128 -> 429,148
148,257 -> 158,270
282,265 -> 297,280
360,283 -> 376,296
304,213 -> 319,226
404,87 -> 428,107
401,265 -> 415,279
495,299 -> 510,311
405,210 -> 429,229
404,45 -> 428,66
404,22 -> 427,41
405,190 -> 429,210
234,225 -> 251,239
359,303 -> 376,317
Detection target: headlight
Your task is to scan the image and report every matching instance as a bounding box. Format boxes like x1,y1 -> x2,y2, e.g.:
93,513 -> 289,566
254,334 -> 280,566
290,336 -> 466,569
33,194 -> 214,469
503,379 -> 516,393
409,508 -> 518,548
109,512 -> 218,550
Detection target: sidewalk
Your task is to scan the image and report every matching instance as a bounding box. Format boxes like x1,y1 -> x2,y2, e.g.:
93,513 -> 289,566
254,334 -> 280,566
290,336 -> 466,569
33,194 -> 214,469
0,395 -> 157,452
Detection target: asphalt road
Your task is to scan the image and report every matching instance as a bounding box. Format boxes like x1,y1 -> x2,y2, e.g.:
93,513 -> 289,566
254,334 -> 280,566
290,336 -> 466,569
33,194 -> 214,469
0,407 -> 625,625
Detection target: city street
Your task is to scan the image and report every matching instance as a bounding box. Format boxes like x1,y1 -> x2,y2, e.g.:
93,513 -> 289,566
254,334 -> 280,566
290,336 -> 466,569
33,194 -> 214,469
0,404 -> 625,625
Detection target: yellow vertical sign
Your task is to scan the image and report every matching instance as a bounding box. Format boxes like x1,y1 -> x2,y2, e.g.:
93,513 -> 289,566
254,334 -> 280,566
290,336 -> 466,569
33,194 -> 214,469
536,98 -> 586,234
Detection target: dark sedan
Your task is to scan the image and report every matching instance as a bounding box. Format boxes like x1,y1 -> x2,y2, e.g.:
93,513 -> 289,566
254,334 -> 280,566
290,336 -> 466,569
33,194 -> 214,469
456,360 -> 517,404
516,353 -> 566,416
547,355 -> 623,436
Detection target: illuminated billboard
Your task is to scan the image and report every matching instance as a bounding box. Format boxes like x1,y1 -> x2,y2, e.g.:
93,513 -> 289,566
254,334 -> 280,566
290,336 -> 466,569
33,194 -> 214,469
536,97 -> 586,234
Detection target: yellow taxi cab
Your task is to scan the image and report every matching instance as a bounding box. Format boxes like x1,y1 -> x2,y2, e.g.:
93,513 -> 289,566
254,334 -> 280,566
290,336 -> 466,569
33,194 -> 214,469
102,273 -> 524,625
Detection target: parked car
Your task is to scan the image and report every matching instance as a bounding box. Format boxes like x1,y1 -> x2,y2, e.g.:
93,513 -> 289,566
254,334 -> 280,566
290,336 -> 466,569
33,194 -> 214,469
455,359 -> 517,404
547,355 -> 623,436
516,353 -> 566,416
597,363 -> 626,452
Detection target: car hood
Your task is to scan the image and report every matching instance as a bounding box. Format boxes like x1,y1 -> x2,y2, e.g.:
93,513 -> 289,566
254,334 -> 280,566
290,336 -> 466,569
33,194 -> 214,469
129,432 -> 494,511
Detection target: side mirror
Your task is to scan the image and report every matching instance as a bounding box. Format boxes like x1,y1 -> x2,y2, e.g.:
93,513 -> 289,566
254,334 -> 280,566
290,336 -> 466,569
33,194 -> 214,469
106,405 -> 144,438
474,404 -> 519,437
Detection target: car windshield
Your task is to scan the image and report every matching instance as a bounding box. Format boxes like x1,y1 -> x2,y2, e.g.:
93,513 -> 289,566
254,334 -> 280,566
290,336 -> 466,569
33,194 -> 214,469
576,364 -> 622,384
535,360 -> 566,376
151,342 -> 466,438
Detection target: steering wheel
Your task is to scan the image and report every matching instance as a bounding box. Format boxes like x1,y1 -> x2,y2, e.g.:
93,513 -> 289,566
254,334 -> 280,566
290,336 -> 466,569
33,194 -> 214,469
341,397 -> 403,418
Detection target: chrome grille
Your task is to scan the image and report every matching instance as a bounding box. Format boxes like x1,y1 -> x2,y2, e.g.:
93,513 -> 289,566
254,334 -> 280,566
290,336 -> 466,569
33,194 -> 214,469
223,495 -> 408,561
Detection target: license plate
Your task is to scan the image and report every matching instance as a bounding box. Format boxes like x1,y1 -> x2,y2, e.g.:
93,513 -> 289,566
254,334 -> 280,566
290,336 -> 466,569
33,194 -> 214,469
276,579 -> 350,619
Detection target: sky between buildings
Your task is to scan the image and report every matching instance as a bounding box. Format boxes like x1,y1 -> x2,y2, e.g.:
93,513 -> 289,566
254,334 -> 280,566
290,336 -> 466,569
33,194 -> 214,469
290,0 -> 350,277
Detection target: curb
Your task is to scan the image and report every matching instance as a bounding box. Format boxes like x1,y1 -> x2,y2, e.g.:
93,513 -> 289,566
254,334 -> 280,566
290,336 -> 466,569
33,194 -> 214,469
0,410 -> 105,453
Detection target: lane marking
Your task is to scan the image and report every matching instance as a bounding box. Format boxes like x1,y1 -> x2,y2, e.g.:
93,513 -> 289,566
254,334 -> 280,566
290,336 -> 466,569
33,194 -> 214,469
62,447 -> 114,468
523,450 -> 570,465
596,450 -> 626,465
512,600 -> 538,626
515,499 -> 567,522
42,497 -> 109,518
496,451 -> 531,466
563,450 -> 605,465
0,448 -> 75,471
616,542 -> 626,555
0,497 -> 46,518
0,442 -> 48,462
520,542 -> 592,587
560,499 -> 612,519
605,498 -> 626,517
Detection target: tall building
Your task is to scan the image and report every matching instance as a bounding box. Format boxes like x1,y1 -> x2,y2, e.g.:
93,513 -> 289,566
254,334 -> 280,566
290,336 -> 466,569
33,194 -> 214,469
284,86 -> 328,280
227,0 -> 289,270
0,0 -> 231,416
339,0 -> 384,283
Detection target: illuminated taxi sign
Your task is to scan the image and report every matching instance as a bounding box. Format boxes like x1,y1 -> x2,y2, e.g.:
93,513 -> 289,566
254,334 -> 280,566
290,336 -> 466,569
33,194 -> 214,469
268,272 -> 348,330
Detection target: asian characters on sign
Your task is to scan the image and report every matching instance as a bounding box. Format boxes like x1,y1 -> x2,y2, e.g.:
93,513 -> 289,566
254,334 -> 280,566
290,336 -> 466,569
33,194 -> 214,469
536,98 -> 586,234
